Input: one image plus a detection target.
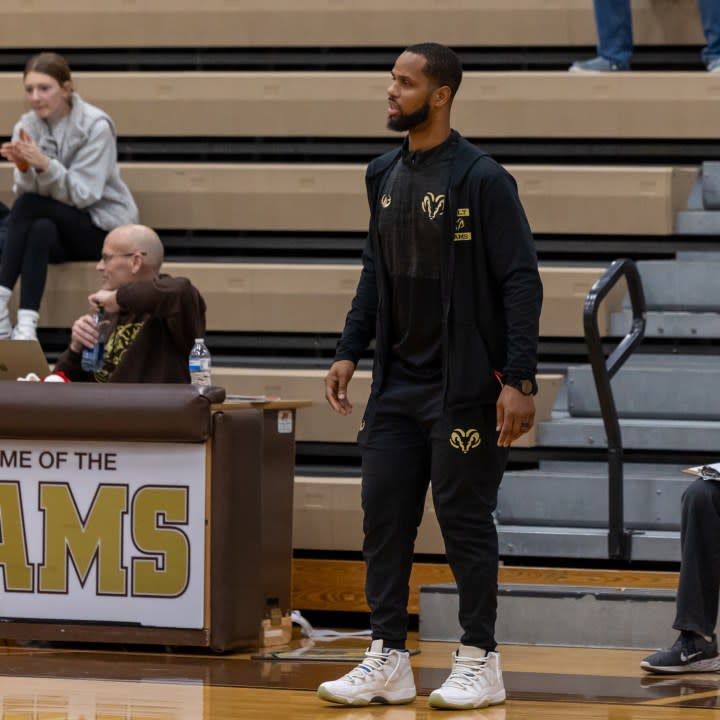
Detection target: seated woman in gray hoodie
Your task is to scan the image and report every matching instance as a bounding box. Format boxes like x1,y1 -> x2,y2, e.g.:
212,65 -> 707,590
0,51 -> 138,341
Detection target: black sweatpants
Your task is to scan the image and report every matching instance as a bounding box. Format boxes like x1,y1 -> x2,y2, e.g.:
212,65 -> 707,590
358,368 -> 509,651
0,193 -> 106,310
674,477 -> 720,637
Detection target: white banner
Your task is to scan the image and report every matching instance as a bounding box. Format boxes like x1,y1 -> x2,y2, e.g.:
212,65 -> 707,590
0,439 -> 206,629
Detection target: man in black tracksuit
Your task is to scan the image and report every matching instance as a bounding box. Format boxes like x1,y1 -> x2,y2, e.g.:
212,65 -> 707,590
318,43 -> 543,711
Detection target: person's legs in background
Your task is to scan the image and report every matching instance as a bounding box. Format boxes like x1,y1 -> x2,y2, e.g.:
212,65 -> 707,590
0,193 -> 105,340
569,0 -> 633,72
698,0 -> 720,71
0,194 -> 47,338
10,217 -> 60,340
641,478 -> 720,673
674,478 -> 720,638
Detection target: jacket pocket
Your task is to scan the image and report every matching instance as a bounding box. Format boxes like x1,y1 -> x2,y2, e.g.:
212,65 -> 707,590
447,322 -> 500,405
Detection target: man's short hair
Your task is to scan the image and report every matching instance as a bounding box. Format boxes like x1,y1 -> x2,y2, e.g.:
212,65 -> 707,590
405,42 -> 463,98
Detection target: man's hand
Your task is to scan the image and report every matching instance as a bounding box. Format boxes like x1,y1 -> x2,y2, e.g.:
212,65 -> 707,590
88,289 -> 119,313
69,314 -> 100,354
325,360 -> 356,415
496,384 -> 536,448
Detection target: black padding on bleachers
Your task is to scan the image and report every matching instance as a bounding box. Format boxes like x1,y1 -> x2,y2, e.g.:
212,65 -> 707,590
116,137 -> 720,166
0,46 -> 706,72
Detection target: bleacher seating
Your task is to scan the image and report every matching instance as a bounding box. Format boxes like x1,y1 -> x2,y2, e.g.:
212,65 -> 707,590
3,72 -> 719,138
27,262 -> 623,338
0,164 -> 698,236
1,0 -> 717,600
0,1 -> 704,49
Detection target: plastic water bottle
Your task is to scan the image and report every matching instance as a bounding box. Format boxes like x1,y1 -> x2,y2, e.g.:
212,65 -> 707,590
81,305 -> 106,372
189,338 -> 211,386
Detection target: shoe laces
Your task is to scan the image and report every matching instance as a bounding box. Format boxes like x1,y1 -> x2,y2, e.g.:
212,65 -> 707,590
341,649 -> 391,685
442,654 -> 491,690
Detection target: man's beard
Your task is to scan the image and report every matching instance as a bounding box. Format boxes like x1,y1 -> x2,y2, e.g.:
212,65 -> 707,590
387,100 -> 430,132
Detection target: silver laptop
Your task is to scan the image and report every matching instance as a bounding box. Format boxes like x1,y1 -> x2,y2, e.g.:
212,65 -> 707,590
0,340 -> 52,381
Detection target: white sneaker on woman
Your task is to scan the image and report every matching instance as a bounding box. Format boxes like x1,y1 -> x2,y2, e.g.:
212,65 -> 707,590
11,309 -> 39,341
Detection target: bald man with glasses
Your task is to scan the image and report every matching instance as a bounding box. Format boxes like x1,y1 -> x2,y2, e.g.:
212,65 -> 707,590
54,224 -> 206,383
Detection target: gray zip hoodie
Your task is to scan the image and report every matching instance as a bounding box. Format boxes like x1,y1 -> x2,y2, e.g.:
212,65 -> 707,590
11,93 -> 138,231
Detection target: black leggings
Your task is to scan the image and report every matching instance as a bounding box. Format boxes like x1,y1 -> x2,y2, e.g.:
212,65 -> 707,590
0,193 -> 106,310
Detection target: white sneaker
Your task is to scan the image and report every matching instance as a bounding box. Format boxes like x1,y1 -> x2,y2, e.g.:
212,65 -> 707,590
429,646 -> 506,710
317,639 -> 416,706
10,324 -> 37,341
11,309 -> 39,341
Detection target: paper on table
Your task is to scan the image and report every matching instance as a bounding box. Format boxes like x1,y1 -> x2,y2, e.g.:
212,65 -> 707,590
224,394 -> 270,402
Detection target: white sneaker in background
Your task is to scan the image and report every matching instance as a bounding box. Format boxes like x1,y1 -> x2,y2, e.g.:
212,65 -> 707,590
568,56 -> 628,72
11,309 -> 39,341
317,639 -> 416,706
428,646 -> 506,710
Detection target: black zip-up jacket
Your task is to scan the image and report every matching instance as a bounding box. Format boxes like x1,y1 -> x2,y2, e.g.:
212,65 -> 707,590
335,133 -> 543,407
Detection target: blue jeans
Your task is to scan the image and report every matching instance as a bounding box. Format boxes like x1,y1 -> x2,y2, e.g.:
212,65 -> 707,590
594,0 -> 720,68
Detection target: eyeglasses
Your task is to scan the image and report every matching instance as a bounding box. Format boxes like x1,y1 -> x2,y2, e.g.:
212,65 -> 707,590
100,251 -> 147,263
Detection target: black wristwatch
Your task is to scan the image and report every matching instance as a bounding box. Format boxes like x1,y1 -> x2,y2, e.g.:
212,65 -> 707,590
505,378 -> 535,396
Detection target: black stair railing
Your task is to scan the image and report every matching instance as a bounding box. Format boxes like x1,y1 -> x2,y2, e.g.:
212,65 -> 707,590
583,259 -> 646,561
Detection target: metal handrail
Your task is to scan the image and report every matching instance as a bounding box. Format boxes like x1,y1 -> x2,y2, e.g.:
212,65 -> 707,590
583,259 -> 646,561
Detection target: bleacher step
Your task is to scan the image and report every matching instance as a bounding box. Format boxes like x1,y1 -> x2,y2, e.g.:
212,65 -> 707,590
609,258 -> 720,337
497,525 -> 679,561
499,462 -> 689,530
538,413 -> 720,451
610,309 -> 720,338
419,583 -> 675,648
676,211 -> 720,235
622,259 -> 720,310
567,356 -> 720,419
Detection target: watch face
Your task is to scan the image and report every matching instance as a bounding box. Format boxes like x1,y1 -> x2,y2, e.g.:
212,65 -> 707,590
520,379 -> 533,395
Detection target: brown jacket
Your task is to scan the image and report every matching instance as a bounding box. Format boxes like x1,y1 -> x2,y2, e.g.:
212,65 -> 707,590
55,274 -> 206,383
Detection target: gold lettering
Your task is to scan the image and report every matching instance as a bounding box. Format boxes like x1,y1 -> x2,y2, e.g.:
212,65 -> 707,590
456,208 -> 470,217
39,484 -> 127,594
0,482 -> 32,590
132,487 -> 190,597
3,693 -> 69,717
454,232 -> 472,241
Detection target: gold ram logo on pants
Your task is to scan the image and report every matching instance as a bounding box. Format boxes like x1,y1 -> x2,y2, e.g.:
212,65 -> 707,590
450,428 -> 482,454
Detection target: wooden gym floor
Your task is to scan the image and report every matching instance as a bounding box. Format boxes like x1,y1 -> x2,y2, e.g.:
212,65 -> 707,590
1,636 -> 719,719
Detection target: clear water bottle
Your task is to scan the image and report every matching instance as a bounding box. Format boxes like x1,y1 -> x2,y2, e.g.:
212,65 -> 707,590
81,305 -> 106,372
188,338 -> 211,386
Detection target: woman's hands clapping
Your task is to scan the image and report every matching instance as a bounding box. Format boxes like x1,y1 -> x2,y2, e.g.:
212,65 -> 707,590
1,128 -> 49,172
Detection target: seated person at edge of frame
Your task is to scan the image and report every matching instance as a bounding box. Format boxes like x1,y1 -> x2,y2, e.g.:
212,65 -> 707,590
641,475 -> 720,674
0,51 -> 138,341
54,224 -> 206,383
